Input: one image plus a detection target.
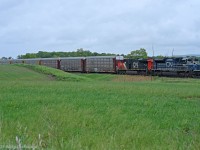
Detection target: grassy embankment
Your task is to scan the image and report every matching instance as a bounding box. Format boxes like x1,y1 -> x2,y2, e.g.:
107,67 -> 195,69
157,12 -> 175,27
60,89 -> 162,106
0,64 -> 200,149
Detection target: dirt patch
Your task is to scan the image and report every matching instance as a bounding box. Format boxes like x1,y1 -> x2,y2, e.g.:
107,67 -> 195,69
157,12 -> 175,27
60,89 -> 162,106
185,96 -> 200,101
112,75 -> 152,82
47,75 -> 56,80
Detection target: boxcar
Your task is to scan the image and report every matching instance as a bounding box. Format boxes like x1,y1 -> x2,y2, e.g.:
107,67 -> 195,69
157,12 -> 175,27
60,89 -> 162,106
24,58 -> 41,65
11,59 -> 24,64
60,57 -> 85,72
85,56 -> 116,73
0,59 -> 10,64
40,58 -> 59,69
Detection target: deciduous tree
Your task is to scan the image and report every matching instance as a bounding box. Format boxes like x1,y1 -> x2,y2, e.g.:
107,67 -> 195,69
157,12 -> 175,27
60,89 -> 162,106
127,48 -> 148,59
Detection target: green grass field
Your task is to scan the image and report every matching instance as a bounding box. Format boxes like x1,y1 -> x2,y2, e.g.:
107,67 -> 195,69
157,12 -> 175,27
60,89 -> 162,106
0,65 -> 200,149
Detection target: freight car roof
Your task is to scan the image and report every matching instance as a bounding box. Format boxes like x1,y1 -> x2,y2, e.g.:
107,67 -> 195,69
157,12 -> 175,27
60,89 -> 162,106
14,56 -> 119,61
59,57 -> 85,60
14,57 -> 85,61
86,56 -> 116,59
16,58 -> 60,61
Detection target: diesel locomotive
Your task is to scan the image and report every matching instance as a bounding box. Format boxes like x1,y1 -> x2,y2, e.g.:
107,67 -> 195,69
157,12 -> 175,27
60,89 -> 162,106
123,56 -> 200,77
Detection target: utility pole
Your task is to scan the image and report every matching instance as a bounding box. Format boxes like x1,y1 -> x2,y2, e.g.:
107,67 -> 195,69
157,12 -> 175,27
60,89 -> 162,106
172,48 -> 174,57
152,44 -> 154,58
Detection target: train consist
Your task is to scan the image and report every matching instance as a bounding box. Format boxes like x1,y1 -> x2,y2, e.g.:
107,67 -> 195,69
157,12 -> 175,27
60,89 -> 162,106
1,56 -> 200,77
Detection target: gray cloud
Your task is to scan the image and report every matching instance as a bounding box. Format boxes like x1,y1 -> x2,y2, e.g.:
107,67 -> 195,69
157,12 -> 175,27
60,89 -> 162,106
0,0 -> 200,58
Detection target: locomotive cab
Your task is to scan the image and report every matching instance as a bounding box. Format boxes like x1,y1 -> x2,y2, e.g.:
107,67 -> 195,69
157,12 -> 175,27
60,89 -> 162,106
115,56 -> 127,74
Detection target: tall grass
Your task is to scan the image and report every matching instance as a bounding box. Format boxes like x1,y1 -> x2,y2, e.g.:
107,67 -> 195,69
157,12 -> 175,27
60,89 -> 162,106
0,65 -> 200,149
15,64 -> 89,81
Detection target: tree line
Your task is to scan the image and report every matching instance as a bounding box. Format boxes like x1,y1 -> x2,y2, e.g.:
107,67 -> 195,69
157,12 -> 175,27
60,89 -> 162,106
2,48 -> 151,60
17,48 -> 117,59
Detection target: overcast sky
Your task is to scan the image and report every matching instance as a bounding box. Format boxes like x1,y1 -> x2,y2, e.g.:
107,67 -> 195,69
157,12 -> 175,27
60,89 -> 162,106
0,0 -> 200,58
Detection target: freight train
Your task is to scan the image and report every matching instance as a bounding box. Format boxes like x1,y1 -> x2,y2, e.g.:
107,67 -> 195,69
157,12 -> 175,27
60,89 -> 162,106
1,56 -> 200,77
